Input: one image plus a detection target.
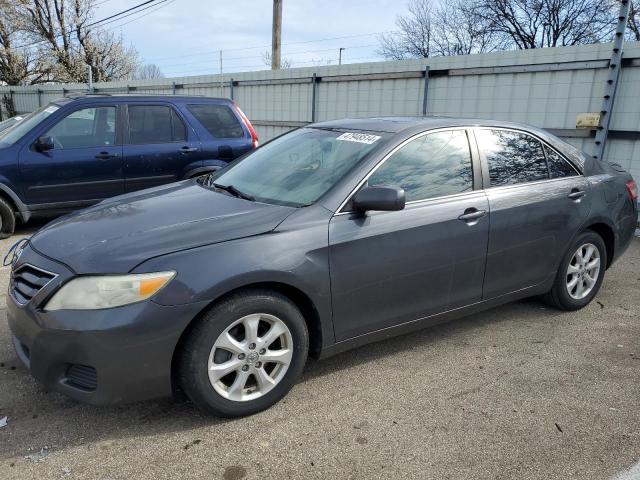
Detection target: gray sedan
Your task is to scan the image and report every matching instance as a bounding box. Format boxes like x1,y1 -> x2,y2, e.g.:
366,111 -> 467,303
7,117 -> 638,417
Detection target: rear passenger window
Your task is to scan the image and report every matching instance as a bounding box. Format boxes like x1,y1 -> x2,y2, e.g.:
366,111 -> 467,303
368,130 -> 474,202
545,145 -> 577,178
477,129 -> 548,186
187,104 -> 244,138
128,105 -> 186,144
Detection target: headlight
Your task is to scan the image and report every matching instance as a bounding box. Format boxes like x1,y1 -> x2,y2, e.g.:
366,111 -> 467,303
44,271 -> 175,311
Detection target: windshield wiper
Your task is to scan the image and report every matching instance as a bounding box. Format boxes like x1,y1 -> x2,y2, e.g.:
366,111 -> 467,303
213,183 -> 255,201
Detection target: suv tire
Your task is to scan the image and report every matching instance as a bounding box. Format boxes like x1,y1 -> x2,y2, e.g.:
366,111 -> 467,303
0,197 -> 16,239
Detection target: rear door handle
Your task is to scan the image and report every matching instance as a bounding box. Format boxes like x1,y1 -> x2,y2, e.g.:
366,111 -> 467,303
568,190 -> 586,200
458,208 -> 487,223
95,152 -> 117,160
180,146 -> 198,154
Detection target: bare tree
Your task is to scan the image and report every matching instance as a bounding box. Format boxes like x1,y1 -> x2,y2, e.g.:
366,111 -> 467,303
134,63 -> 165,80
463,0 -> 617,49
0,0 -> 139,85
629,1 -> 640,41
378,0 -> 434,59
378,0 -> 503,59
261,50 -> 291,68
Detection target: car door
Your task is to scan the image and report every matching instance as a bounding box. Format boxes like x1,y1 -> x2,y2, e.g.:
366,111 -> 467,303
123,103 -> 202,192
475,128 -> 591,299
18,104 -> 123,205
329,128 -> 490,341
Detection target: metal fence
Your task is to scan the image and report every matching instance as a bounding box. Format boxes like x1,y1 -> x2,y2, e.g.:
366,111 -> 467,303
1,42 -> 639,180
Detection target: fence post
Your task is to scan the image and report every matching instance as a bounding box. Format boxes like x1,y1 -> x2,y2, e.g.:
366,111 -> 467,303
229,78 -> 234,100
422,66 -> 430,115
172,81 -> 176,95
593,0 -> 631,161
37,89 -> 42,107
311,73 -> 317,122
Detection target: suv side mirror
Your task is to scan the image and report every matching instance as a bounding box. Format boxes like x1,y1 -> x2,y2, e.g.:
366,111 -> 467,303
352,186 -> 406,212
35,136 -> 55,152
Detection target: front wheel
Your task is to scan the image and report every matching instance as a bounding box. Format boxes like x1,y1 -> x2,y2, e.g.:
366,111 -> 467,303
543,231 -> 607,311
178,289 -> 308,417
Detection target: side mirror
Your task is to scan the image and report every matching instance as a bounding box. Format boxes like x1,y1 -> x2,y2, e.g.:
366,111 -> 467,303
35,136 -> 55,152
352,186 -> 406,212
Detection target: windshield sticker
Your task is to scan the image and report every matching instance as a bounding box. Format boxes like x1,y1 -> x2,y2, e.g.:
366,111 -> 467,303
44,106 -> 59,114
336,132 -> 381,144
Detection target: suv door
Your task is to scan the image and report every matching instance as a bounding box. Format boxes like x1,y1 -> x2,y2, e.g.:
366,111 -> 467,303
123,103 -> 201,192
19,105 -> 123,206
475,128 -> 591,299
329,129 -> 489,341
185,102 -> 253,166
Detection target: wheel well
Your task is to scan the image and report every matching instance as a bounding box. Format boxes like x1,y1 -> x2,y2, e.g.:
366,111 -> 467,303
170,282 -> 323,396
586,223 -> 614,268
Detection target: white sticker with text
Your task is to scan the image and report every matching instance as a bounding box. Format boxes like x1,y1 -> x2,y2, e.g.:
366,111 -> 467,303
336,132 -> 381,144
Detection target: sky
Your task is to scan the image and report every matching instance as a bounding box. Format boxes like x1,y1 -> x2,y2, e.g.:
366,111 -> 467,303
94,0 -> 408,78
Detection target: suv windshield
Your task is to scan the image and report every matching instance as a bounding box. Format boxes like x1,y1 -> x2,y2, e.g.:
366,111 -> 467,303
206,127 -> 388,207
0,104 -> 60,145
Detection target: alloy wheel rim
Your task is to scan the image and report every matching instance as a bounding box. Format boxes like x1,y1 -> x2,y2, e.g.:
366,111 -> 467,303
208,313 -> 293,402
566,242 -> 600,300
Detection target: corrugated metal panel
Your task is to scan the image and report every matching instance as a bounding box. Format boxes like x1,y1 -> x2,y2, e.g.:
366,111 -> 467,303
0,43 -> 639,175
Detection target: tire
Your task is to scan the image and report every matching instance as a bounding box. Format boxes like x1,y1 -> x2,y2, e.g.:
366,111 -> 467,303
178,289 -> 308,417
0,197 -> 16,239
543,231 -> 607,311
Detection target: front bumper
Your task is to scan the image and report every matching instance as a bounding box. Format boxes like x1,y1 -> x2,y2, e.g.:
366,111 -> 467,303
7,245 -> 208,405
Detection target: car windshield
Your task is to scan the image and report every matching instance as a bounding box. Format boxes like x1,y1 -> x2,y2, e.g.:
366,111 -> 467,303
206,127 -> 389,207
0,104 -> 60,145
0,115 -> 24,133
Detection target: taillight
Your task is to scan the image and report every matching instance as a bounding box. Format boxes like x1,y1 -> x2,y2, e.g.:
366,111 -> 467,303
232,103 -> 259,149
626,180 -> 638,201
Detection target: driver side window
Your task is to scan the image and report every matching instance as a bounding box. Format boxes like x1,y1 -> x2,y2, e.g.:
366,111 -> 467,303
45,106 -> 116,149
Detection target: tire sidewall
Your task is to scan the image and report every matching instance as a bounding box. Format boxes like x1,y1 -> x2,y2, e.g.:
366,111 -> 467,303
554,231 -> 607,310
0,198 -> 15,239
181,291 -> 308,417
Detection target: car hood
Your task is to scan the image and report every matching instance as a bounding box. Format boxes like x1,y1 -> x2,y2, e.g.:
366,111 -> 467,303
30,181 -> 296,273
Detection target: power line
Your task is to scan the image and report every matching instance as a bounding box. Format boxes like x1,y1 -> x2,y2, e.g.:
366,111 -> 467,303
156,43 -> 379,70
103,0 -> 177,31
145,30 -> 397,62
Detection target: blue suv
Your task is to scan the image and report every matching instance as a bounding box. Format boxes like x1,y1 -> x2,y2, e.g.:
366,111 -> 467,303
0,94 -> 258,237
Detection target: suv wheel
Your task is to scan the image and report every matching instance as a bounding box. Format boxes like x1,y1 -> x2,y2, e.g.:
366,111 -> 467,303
543,231 -> 607,311
0,197 -> 16,239
178,289 -> 308,417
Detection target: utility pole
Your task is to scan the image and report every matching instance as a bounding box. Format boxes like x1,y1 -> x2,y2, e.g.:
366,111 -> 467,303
338,47 -> 345,65
219,50 -> 223,74
593,0 -> 631,161
87,64 -> 93,92
271,0 -> 282,69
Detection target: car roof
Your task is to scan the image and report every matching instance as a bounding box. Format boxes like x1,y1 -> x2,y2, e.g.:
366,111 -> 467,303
53,94 -> 231,105
309,116 -> 548,134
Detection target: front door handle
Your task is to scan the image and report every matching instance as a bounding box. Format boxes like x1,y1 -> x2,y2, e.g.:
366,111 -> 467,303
180,146 -> 198,154
568,189 -> 586,200
458,208 -> 487,223
95,152 -> 117,160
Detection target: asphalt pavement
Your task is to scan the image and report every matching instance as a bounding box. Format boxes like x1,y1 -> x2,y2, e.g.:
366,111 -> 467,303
0,219 -> 639,479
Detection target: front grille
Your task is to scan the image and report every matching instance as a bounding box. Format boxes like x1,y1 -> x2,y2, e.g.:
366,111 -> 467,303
10,265 -> 56,305
65,365 -> 98,391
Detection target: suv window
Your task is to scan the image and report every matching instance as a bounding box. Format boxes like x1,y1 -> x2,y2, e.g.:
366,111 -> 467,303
367,130 -> 473,202
187,104 -> 244,138
478,129 -> 548,186
45,106 -> 116,149
128,105 -> 186,144
545,145 -> 578,178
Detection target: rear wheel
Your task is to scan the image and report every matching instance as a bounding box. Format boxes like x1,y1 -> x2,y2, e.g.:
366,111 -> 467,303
178,289 -> 308,417
543,231 -> 606,310
0,197 -> 16,239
